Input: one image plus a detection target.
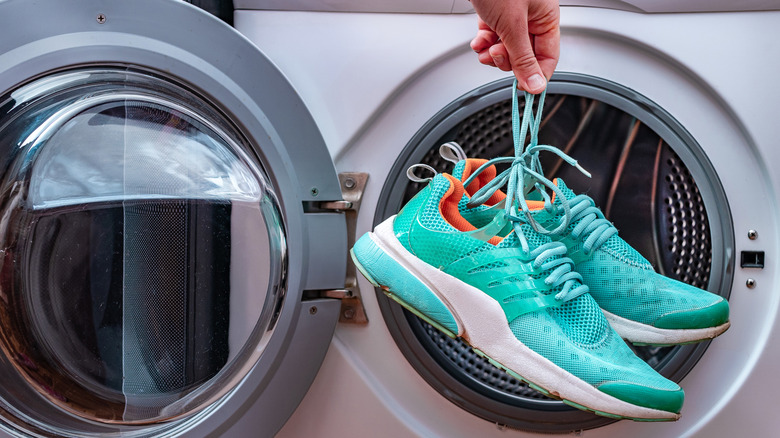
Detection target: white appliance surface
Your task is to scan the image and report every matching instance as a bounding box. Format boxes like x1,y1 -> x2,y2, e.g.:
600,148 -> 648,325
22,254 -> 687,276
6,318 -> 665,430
236,5 -> 780,437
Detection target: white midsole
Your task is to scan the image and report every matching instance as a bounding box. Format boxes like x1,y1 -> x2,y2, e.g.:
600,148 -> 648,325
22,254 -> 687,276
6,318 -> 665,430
603,309 -> 731,345
372,216 -> 679,420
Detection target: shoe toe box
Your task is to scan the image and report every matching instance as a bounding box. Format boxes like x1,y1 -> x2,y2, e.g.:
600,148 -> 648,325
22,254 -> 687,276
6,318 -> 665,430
653,296 -> 730,330
597,381 -> 685,414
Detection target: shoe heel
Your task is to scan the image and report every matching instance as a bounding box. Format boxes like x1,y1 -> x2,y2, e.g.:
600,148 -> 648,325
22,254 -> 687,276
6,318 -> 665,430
351,232 -> 459,337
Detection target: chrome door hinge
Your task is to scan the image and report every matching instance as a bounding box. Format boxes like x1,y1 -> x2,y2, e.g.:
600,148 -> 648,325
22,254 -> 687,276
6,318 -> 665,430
317,172 -> 369,324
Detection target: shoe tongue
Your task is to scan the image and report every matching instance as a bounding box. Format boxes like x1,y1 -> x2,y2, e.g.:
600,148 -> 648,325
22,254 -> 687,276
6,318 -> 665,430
452,158 -> 496,188
552,178 -> 577,203
456,159 -> 509,208
496,223 -> 552,251
452,160 -> 467,180
550,178 -> 654,268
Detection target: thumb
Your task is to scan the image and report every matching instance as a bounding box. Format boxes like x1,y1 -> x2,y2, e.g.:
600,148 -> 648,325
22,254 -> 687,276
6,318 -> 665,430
505,33 -> 546,94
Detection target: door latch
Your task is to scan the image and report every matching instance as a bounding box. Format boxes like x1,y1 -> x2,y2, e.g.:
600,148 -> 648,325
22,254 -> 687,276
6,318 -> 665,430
317,172 -> 369,324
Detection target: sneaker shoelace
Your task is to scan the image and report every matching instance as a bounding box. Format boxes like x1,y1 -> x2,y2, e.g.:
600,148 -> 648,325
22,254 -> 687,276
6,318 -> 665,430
438,86 -> 617,257
407,81 -> 592,304
463,81 -> 591,239
463,207 -> 589,304
563,194 -> 618,255
528,237 -> 588,301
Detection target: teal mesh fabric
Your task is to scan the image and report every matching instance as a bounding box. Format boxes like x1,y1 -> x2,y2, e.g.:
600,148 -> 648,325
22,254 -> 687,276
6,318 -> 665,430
404,175 -> 492,268
452,160 -> 467,180
506,226 -> 611,347
393,173 -> 680,394
409,228 -> 487,269
393,184 -> 431,253
547,294 -> 609,346
417,176 -> 454,233
509,312 -> 678,390
577,253 -> 725,326
547,179 -> 725,327
518,223 -> 546,249
501,230 -> 520,247
553,179 -> 650,268
450,167 -> 725,330
459,198 -> 497,228
600,235 -> 651,268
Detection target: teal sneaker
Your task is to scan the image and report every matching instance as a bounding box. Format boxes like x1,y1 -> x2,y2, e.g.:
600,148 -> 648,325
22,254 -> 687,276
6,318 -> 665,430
523,177 -> 730,346
445,147 -> 730,346
351,172 -> 684,421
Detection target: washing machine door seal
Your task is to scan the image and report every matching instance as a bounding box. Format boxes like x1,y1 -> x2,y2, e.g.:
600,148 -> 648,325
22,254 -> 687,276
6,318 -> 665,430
0,0 -> 345,436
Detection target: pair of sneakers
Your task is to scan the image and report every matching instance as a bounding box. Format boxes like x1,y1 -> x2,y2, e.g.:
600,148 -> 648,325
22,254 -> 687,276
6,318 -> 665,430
350,85 -> 729,421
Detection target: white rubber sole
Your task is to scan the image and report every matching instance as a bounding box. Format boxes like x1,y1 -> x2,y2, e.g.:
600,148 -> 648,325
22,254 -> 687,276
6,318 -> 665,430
368,216 -> 680,421
604,310 -> 731,346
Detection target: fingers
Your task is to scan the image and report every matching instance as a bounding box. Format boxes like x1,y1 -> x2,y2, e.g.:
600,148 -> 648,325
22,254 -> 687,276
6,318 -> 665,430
469,0 -> 561,94
470,18 -> 499,53
503,29 -> 547,94
531,26 -> 560,81
476,49 -> 496,67
471,18 -> 504,68
488,43 -> 512,71
470,16 -> 548,93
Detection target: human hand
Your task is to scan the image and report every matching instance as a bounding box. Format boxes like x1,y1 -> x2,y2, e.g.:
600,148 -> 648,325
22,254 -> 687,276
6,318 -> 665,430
470,0 -> 560,94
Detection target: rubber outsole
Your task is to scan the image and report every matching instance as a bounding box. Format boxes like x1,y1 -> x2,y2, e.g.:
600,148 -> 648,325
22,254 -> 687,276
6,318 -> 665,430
604,310 -> 731,346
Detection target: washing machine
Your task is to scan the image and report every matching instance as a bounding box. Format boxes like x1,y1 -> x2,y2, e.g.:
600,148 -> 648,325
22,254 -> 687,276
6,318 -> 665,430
232,1 -> 780,437
0,0 -> 777,437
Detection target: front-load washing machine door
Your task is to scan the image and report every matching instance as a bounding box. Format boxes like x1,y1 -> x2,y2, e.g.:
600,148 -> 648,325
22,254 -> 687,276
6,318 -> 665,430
0,0 -> 346,436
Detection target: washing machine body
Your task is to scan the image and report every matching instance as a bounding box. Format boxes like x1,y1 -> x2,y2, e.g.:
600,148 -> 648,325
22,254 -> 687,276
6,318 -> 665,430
232,0 -> 780,436
1,0 -> 779,436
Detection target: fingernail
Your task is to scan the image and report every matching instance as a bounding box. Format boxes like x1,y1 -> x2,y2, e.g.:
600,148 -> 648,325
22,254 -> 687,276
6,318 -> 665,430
526,74 -> 546,92
492,54 -> 504,65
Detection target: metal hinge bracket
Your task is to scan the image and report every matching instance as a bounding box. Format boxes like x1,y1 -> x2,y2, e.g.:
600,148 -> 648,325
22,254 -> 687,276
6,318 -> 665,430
317,172 -> 369,324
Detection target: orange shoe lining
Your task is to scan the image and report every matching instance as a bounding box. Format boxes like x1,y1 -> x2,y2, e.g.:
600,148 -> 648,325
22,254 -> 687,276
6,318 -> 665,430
461,159 -> 507,206
440,174 -> 502,245
526,200 -> 545,210
521,178 -> 559,210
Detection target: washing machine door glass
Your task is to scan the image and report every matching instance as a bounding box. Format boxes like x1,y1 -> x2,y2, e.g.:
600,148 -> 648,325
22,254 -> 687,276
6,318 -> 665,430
0,69 -> 285,427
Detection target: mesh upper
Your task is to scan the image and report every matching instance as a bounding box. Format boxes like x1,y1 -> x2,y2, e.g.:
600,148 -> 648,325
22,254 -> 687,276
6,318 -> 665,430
577,253 -> 724,325
554,179 -> 651,268
509,313 -> 677,389
551,179 -> 724,326
402,175 -> 490,268
393,184 -> 430,252
452,160 -> 467,180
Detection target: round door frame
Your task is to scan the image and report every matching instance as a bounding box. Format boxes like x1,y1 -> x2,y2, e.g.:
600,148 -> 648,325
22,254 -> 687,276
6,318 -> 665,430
373,74 -> 734,433
0,0 -> 345,436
